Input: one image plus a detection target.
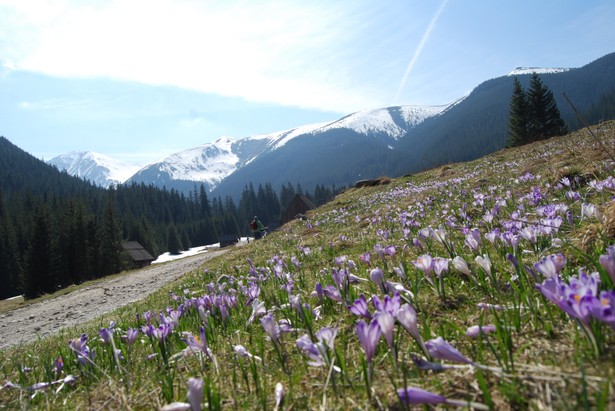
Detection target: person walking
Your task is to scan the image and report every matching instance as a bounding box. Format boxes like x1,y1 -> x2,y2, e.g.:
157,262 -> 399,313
250,216 -> 267,239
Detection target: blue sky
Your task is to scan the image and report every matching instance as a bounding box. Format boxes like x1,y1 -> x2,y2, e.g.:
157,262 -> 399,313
1,0 -> 614,165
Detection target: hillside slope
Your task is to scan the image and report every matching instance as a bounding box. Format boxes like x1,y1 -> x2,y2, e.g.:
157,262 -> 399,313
1,122 -> 615,409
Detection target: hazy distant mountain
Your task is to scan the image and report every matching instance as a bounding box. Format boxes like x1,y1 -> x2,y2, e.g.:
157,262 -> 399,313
126,104 -> 448,195
52,52 -> 615,199
48,151 -> 140,188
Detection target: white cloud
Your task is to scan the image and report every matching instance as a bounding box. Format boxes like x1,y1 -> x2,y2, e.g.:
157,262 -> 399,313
1,0 -> 387,112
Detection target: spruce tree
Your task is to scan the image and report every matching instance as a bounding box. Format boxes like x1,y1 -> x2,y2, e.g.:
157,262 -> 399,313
527,73 -> 567,141
21,205 -> 53,298
507,77 -> 529,147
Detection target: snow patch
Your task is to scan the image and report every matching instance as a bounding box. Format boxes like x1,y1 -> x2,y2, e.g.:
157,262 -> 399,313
507,67 -> 570,76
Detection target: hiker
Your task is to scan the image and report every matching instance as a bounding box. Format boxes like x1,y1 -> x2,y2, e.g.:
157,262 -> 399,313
250,216 -> 267,239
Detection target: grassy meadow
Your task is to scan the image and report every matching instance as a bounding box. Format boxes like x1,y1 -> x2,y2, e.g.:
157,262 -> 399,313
2,122 -> 615,410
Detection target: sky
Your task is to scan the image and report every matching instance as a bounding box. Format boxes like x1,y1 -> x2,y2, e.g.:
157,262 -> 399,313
1,0 -> 614,166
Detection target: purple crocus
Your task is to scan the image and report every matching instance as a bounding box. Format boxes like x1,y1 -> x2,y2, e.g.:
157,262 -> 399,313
475,254 -> 492,277
356,319 -> 381,363
322,285 -> 343,303
182,326 -> 214,361
54,356 -> 64,375
466,325 -> 497,338
296,327 -> 338,370
370,268 -> 386,293
396,303 -> 423,348
348,295 -> 372,319
397,386 -> 447,406
260,313 -> 281,344
465,228 -> 481,251
425,337 -> 473,365
372,292 -> 401,316
589,290 -> 615,329
599,246 -> 615,285
99,327 -> 113,344
432,257 -> 449,279
413,254 -> 433,274
69,333 -> 92,365
533,254 -> 567,278
375,311 -> 395,352
536,271 -> 599,324
125,328 -> 139,345
187,377 -> 204,411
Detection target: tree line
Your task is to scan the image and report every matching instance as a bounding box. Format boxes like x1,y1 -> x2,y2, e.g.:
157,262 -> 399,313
0,137 -> 341,299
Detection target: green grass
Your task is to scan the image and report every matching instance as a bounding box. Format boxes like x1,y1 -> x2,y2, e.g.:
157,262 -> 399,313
2,122 -> 615,409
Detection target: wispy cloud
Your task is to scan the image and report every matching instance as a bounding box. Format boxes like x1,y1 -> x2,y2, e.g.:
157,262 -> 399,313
0,0 -> 379,112
395,0 -> 449,103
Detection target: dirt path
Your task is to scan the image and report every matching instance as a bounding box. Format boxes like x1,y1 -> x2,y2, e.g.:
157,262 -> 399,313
0,248 -> 230,351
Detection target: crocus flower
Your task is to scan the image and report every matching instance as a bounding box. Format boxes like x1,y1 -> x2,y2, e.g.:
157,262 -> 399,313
432,257 -> 449,279
370,268 -> 386,293
466,325 -> 497,338
533,254 -> 567,278
248,299 -> 267,324
274,382 -> 285,411
589,290 -> 615,329
475,254 -> 492,277
233,345 -> 262,362
599,246 -> 615,285
396,303 -> 423,348
375,311 -> 395,352
182,326 -> 214,362
452,256 -> 471,276
356,319 -> 381,363
187,378 -> 203,411
359,252 -> 372,266
54,356 -> 64,375
425,337 -> 473,364
296,327 -> 339,370
348,295 -> 372,319
322,285 -> 343,303
125,328 -> 139,345
260,313 -> 281,343
372,292 -> 401,316
465,228 -> 481,251
69,334 -> 92,365
397,386 -> 447,406
99,327 -> 113,344
413,254 -> 433,274
535,272 -> 600,324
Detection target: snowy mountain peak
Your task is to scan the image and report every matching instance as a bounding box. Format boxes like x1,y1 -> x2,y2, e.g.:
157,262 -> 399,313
507,67 -> 571,76
48,151 -> 139,187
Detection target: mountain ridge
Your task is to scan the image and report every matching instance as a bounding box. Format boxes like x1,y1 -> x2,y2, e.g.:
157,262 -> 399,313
46,52 -> 615,196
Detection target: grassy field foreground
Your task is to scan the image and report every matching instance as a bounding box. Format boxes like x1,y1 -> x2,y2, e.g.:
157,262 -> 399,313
2,122 -> 615,410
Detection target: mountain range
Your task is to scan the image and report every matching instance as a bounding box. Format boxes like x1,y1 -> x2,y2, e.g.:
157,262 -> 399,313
48,52 -> 615,199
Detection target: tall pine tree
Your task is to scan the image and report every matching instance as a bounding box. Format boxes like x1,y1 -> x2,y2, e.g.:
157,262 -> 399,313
507,73 -> 567,147
507,77 -> 529,147
527,73 -> 567,142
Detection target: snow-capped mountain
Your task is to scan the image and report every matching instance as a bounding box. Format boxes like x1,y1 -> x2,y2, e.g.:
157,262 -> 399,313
126,104 -> 448,193
48,151 -> 140,188
507,67 -> 571,76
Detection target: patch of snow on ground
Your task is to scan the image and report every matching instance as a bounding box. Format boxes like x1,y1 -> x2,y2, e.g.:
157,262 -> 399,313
152,238 -> 250,264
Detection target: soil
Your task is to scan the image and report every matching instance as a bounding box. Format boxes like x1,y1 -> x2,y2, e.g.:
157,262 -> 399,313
0,248 -> 231,351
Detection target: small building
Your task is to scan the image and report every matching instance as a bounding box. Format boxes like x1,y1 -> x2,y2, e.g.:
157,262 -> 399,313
219,234 -> 239,248
280,194 -> 316,225
121,241 -> 155,268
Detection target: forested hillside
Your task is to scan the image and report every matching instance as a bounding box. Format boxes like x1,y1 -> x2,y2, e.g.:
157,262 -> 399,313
0,137 -> 339,299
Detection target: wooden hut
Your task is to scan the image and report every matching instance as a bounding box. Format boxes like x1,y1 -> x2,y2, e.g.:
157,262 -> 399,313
121,241 -> 155,267
280,194 -> 316,225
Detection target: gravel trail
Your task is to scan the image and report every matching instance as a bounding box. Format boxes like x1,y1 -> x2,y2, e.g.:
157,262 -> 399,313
0,249 -> 229,351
